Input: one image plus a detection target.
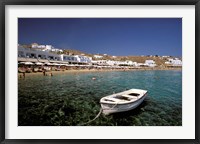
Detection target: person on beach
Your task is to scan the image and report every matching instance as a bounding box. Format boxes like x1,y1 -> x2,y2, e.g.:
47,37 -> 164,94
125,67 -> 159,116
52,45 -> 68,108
22,72 -> 25,79
43,70 -> 46,76
50,73 -> 53,76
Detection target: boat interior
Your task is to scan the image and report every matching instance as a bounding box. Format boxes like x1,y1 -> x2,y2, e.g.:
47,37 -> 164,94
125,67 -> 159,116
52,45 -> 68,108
103,93 -> 141,102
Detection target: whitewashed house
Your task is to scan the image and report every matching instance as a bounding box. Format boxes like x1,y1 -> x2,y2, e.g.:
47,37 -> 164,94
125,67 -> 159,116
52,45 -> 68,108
167,58 -> 174,62
60,54 -> 78,63
31,43 -> 54,51
18,46 -> 62,61
95,60 -> 108,65
166,58 -> 182,66
145,60 -> 156,67
45,45 -> 53,51
132,62 -> 139,67
125,60 -> 133,66
51,48 -> 63,53
162,56 -> 170,58
172,59 -> 182,66
74,55 -> 92,64
106,60 -> 116,66
60,54 -> 91,64
94,55 -> 103,59
165,61 -> 171,65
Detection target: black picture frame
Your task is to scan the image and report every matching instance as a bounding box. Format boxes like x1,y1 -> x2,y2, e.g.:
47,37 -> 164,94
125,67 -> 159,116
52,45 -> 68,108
0,0 -> 199,144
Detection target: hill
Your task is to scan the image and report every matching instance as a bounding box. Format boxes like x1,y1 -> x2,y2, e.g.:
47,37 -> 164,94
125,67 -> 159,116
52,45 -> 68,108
61,49 -> 173,66
22,45 -> 175,66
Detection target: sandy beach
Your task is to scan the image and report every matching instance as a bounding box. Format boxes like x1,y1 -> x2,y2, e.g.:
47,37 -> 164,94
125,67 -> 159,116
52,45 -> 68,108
18,67 -> 182,77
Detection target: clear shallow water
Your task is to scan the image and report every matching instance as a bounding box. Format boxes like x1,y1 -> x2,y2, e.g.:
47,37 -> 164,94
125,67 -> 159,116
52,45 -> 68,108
18,70 -> 182,126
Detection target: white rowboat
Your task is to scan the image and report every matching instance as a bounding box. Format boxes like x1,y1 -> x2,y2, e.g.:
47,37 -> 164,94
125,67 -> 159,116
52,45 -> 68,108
100,89 -> 148,115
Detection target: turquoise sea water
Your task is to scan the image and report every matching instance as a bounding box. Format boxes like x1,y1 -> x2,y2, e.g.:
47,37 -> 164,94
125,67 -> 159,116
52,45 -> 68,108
18,70 -> 182,126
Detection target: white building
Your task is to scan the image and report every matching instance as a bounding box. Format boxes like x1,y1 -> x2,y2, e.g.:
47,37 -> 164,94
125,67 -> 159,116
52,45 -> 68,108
125,60 -> 134,66
74,55 -> 92,64
18,46 -> 91,64
60,54 -> 78,63
165,58 -> 182,66
45,45 -> 53,50
106,60 -> 122,66
165,61 -> 171,65
31,43 -> 39,48
162,56 -> 170,58
92,60 -> 138,67
172,59 -> 182,66
31,43 -> 54,51
167,58 -> 174,62
132,62 -> 139,67
31,43 -> 63,53
94,55 -> 103,59
117,60 -> 135,66
31,43 -> 45,49
18,46 -> 61,61
92,60 -> 108,65
60,54 -> 92,64
51,48 -> 63,53
145,60 -> 156,67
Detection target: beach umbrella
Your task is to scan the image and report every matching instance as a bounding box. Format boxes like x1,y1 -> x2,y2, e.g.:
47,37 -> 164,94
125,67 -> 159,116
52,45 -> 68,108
65,64 -> 70,66
35,62 -> 43,65
44,62 -> 52,66
24,62 -> 34,65
68,64 -> 75,67
19,62 -> 26,64
18,62 -> 26,66
52,63 -> 61,66
60,64 -> 66,66
62,62 -> 69,64
78,65 -> 85,67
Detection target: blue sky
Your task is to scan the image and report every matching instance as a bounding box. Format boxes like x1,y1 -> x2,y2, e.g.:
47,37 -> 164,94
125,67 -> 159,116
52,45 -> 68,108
18,18 -> 182,56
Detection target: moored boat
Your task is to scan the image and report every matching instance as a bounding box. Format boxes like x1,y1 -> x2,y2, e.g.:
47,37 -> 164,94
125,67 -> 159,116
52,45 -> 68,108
100,89 -> 148,115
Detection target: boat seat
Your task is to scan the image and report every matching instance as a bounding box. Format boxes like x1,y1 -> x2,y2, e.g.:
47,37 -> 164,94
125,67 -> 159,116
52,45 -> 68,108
104,97 -> 126,102
122,94 -> 139,99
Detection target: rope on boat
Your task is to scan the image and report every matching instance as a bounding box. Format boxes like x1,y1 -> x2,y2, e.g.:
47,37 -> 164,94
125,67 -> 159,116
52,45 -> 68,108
78,102 -> 118,126
110,102 -> 118,109
78,108 -> 103,126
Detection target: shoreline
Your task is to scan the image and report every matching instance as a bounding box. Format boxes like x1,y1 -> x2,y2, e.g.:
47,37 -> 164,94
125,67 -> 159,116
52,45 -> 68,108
18,67 -> 182,77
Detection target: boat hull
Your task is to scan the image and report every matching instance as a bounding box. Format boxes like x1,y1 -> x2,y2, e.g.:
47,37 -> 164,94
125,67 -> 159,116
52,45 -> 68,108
101,93 -> 147,115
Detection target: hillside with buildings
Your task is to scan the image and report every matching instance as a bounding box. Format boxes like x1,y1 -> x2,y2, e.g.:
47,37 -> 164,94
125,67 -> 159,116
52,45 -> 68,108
57,49 -> 179,67
18,43 -> 182,68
